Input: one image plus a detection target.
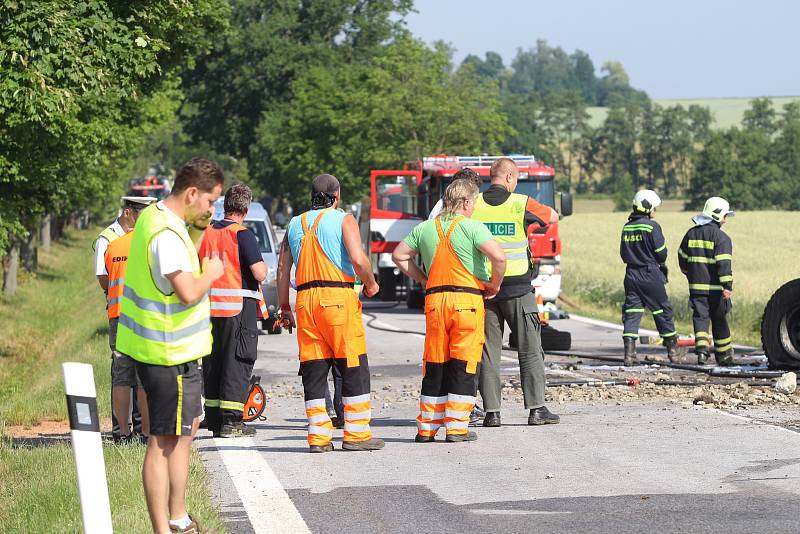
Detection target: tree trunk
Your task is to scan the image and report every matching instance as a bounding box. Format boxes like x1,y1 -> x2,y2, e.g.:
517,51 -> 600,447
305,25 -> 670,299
20,230 -> 37,272
40,214 -> 51,250
3,239 -> 20,296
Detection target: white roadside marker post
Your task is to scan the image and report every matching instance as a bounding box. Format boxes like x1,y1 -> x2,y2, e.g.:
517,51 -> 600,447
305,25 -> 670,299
63,362 -> 113,533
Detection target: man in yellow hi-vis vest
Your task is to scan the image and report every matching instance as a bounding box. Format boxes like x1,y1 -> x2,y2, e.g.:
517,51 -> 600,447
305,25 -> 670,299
117,158 -> 224,534
471,157 -> 561,428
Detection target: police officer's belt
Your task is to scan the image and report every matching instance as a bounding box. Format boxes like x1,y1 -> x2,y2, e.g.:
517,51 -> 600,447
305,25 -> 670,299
296,280 -> 355,292
424,285 -> 483,296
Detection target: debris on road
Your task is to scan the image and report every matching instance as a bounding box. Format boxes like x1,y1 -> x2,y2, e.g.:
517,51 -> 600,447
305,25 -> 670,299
775,372 -> 797,394
539,381 -> 800,408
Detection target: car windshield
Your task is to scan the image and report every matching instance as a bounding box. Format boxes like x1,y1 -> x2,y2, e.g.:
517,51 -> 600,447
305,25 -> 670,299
243,221 -> 272,253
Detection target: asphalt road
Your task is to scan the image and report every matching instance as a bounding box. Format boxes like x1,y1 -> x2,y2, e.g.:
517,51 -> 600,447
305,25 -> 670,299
197,303 -> 800,534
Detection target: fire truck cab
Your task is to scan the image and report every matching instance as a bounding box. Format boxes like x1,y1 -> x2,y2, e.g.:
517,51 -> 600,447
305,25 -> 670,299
361,154 -> 573,308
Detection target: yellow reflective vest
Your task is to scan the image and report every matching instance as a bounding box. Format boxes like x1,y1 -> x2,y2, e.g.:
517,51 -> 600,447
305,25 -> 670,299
472,192 -> 530,277
92,225 -> 120,251
116,203 -> 211,366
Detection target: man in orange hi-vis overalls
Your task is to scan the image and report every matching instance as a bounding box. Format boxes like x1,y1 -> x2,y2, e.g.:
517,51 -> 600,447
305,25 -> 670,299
393,179 -> 506,442
277,174 -> 385,453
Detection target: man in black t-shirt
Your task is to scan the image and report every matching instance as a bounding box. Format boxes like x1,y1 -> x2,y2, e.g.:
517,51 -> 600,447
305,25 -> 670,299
198,184 -> 268,437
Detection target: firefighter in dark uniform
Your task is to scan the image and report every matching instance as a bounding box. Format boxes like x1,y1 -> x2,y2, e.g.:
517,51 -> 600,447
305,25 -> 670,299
620,190 -> 680,365
678,196 -> 735,366
198,184 -> 268,437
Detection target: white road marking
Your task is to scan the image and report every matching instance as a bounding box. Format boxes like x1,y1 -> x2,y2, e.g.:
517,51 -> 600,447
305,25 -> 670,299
569,313 -> 757,351
214,437 -> 311,534
709,408 -> 800,437
569,313 -> 651,334
470,509 -> 572,515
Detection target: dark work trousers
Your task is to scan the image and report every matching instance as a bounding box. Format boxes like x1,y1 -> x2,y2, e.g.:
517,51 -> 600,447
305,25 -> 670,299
301,355 -> 370,408
420,360 -> 479,399
689,292 -> 732,354
479,291 -> 546,412
324,364 -> 344,418
109,319 -> 142,438
622,265 -> 677,339
203,298 -> 259,431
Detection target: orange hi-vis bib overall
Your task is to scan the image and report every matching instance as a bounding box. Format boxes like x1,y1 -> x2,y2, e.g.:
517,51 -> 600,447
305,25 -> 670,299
295,209 -> 372,446
198,223 -> 266,318
104,231 -> 134,320
417,216 -> 486,438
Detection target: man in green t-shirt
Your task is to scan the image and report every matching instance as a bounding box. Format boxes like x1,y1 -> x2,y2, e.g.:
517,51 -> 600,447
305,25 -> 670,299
393,179 -> 505,442
402,208 -> 496,283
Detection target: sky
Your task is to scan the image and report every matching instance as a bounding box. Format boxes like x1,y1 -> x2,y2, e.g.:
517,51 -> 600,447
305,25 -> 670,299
404,0 -> 799,100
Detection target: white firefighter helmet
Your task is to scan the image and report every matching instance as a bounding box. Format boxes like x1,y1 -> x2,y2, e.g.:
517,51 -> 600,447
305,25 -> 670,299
632,189 -> 661,213
701,196 -> 734,223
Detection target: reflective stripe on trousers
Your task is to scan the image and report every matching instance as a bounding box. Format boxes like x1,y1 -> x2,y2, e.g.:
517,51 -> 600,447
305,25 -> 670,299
444,393 -> 475,436
417,395 -> 447,437
305,398 -> 333,445
343,393 -> 372,442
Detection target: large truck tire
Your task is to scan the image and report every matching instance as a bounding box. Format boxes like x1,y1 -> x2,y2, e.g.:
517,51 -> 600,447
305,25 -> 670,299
761,278 -> 800,370
508,325 -> 572,352
540,325 -> 572,352
378,267 -> 397,301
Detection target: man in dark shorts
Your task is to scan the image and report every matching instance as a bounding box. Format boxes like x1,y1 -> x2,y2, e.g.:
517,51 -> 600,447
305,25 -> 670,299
117,158 -> 224,534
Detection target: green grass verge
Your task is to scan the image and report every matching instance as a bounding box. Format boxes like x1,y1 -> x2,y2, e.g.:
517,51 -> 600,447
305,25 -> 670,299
0,228 -> 226,532
0,231 -> 111,424
0,438 -> 225,533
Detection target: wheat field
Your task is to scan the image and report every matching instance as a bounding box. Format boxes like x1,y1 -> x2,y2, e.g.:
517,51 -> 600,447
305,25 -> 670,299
558,202 -> 800,345
587,96 -> 800,130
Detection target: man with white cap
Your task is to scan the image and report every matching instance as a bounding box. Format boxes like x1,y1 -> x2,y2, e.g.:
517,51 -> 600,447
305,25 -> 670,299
678,197 -> 735,365
619,190 -> 680,365
95,196 -> 156,441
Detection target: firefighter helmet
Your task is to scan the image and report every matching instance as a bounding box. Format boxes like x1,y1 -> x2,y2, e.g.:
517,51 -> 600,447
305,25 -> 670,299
632,190 -> 661,213
701,197 -> 734,223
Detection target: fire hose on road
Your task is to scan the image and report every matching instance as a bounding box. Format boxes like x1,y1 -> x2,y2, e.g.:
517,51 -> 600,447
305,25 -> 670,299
361,304 -> 783,387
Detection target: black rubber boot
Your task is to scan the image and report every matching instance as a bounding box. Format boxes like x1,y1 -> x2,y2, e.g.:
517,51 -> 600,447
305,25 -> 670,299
664,336 -> 683,363
528,406 -> 560,425
218,421 -> 256,438
696,350 -> 710,365
623,337 -> 637,366
483,412 -> 501,427
715,349 -> 735,366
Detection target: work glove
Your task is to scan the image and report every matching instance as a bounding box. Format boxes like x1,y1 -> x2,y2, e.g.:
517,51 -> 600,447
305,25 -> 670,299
659,264 -> 669,283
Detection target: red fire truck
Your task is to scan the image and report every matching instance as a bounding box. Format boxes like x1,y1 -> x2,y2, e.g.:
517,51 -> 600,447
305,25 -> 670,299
127,174 -> 171,200
361,154 -> 573,310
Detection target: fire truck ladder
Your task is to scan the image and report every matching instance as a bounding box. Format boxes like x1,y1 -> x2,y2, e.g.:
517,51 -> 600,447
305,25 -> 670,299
421,154 -> 537,171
